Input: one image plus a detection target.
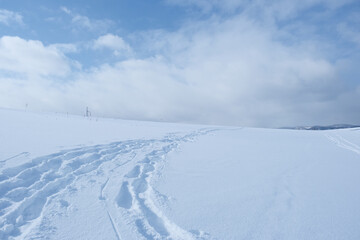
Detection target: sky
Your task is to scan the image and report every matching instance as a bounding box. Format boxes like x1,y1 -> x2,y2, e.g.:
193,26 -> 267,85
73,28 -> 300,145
0,0 -> 359,127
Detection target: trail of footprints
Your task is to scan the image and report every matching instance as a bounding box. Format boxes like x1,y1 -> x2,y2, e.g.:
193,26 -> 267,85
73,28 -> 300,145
116,143 -> 181,238
115,130 -> 214,239
0,140 -> 151,239
0,129 -> 214,239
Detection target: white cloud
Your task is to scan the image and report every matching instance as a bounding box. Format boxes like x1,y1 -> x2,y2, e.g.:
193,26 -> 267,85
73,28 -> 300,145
71,15 -> 92,29
0,36 -> 72,77
1,14 -> 357,127
167,0 -> 355,20
166,0 -> 247,13
61,6 -> 112,32
60,6 -> 71,15
0,9 -> 23,25
252,0 -> 355,21
1,3 -> 359,127
72,15 -> 112,32
336,13 -> 360,47
50,43 -> 78,53
93,34 -> 131,55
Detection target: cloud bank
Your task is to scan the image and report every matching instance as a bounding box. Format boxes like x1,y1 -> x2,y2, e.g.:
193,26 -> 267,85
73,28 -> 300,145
0,1 -> 359,127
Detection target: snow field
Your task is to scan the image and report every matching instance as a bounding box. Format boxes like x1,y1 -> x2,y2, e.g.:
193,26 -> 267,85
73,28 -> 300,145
1,108 -> 360,239
0,110 -> 217,239
155,128 -> 360,239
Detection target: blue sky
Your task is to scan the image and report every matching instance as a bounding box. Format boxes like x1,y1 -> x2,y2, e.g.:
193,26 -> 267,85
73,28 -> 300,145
0,0 -> 187,43
0,0 -> 360,127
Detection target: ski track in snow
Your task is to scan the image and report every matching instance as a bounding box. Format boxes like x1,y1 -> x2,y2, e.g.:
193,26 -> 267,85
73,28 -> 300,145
0,128 -> 215,240
0,152 -> 30,164
0,153 -> 30,169
107,210 -> 122,240
325,134 -> 360,156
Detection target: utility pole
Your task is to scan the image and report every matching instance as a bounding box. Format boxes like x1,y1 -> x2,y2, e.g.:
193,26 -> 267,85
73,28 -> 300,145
85,107 -> 91,118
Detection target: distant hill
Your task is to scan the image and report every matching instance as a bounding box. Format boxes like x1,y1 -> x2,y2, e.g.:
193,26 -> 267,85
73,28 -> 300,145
282,124 -> 360,130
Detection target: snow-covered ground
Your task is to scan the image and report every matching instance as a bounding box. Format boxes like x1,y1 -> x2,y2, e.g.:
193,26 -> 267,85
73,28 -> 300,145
1,108 -> 360,239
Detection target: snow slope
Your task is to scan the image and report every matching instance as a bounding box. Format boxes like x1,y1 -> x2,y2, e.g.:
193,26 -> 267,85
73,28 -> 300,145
1,109 -> 360,239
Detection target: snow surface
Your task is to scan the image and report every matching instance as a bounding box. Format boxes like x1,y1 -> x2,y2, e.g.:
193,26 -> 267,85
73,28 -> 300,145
1,108 -> 360,239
